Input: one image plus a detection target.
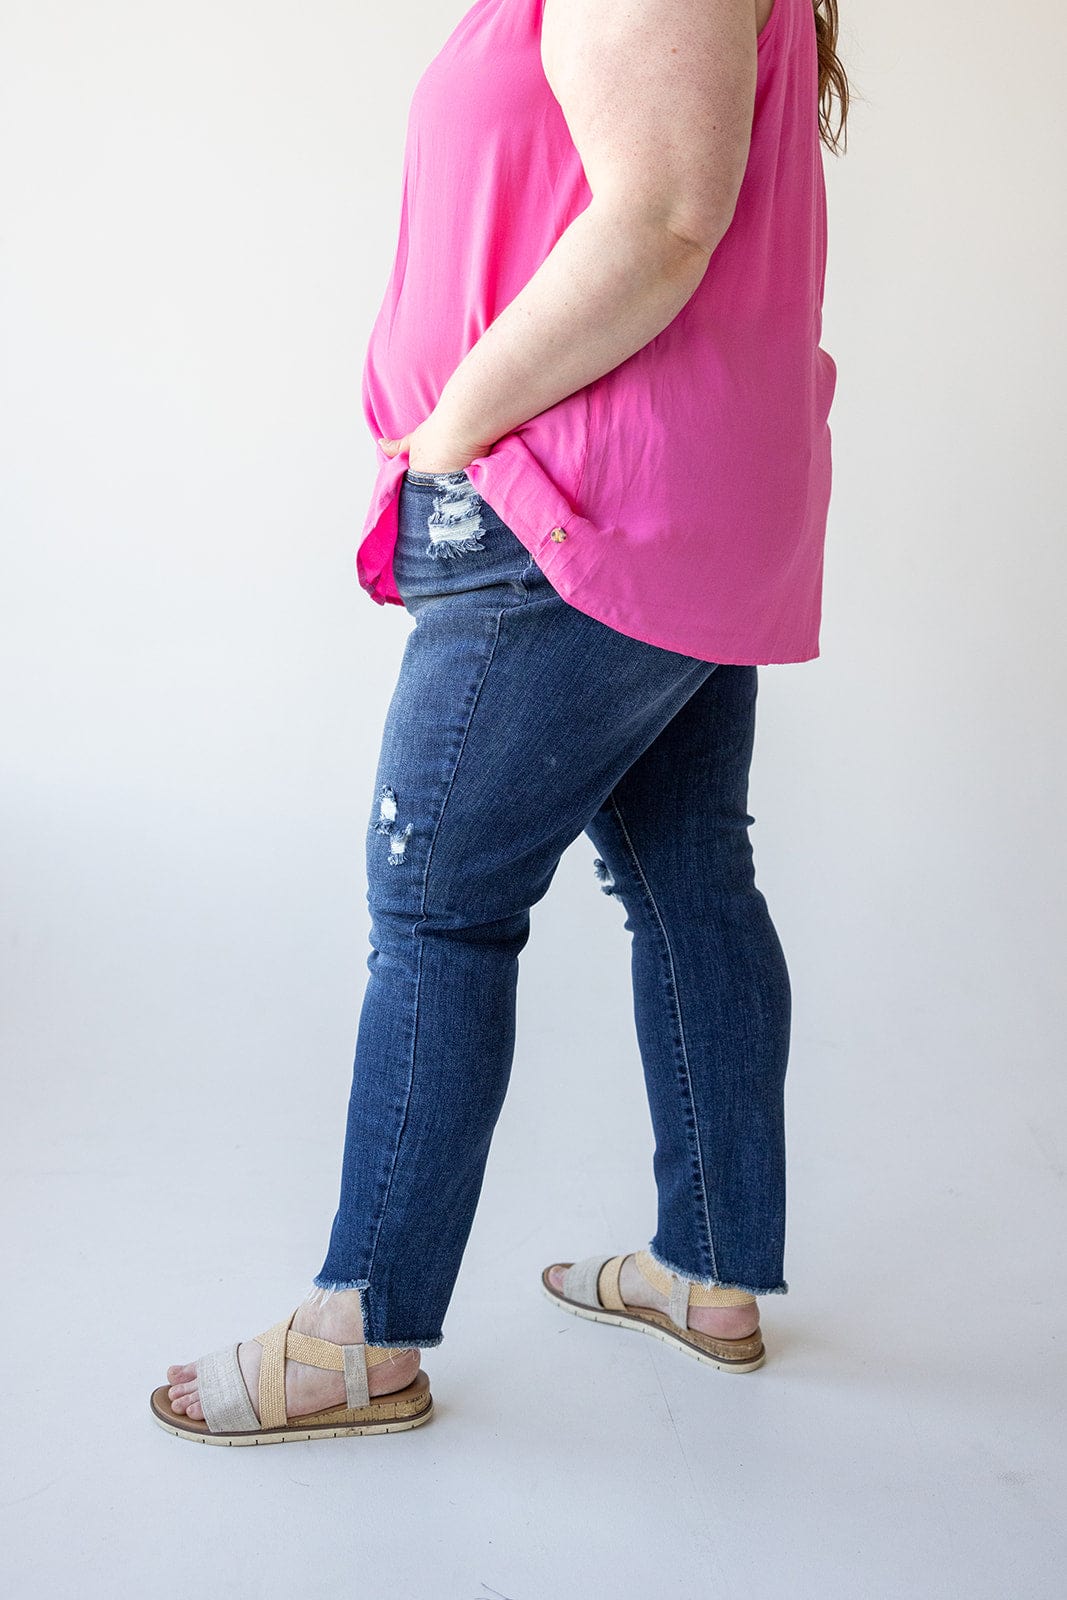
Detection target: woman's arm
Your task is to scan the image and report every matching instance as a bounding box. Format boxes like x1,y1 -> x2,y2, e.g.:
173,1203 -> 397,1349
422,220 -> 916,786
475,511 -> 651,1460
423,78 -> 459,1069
391,0 -> 760,473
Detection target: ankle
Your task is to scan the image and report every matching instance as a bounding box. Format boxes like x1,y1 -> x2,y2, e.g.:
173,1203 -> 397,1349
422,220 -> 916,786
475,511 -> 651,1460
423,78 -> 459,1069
296,1285 -> 366,1342
628,1252 -> 760,1339
297,1285 -> 422,1377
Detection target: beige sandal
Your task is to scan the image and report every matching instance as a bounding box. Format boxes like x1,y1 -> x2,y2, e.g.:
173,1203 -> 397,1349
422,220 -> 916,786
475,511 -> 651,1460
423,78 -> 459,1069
542,1250 -> 766,1373
149,1304 -> 433,1445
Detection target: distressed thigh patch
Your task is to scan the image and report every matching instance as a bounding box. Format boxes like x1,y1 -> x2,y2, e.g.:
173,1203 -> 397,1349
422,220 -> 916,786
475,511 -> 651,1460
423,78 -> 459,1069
425,472 -> 486,559
373,784 -> 414,866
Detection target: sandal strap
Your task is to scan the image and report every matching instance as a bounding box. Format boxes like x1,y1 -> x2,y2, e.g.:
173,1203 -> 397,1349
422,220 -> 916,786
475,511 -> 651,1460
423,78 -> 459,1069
251,1320 -> 410,1413
562,1253 -> 613,1309
635,1250 -> 756,1327
256,1308 -> 297,1429
342,1342 -> 370,1407
596,1255 -> 628,1311
345,1345 -> 409,1404
668,1275 -> 693,1331
196,1341 -> 260,1434
283,1329 -> 346,1370
269,1326 -> 371,1407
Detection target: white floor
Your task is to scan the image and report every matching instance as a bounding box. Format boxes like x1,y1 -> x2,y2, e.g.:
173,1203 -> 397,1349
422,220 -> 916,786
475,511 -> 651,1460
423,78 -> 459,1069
2,841 -> 1064,1600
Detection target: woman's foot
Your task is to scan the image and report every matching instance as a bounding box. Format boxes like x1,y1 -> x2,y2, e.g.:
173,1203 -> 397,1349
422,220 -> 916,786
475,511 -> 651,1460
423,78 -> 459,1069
547,1255 -> 760,1339
165,1289 -> 421,1423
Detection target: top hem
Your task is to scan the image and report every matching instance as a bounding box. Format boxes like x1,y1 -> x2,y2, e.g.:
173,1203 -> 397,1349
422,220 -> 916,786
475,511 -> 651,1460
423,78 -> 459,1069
356,435 -> 822,668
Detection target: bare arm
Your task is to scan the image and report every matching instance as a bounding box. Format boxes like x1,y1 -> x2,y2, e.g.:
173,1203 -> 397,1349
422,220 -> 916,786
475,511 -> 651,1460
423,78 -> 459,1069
389,0 -> 760,472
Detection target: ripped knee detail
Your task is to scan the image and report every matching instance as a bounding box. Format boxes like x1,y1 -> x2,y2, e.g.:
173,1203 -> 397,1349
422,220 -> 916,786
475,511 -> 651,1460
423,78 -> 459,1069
373,785 -> 414,865
424,472 -> 486,559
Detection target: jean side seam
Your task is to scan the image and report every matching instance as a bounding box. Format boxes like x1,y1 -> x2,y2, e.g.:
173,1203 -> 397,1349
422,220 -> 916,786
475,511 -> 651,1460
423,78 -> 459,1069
360,604 -> 514,1317
607,791 -> 720,1281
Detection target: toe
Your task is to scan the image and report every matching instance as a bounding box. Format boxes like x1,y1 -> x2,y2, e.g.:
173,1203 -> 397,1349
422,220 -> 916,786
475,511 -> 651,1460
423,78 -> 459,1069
185,1397 -> 205,1421
167,1362 -> 194,1381
547,1264 -> 569,1293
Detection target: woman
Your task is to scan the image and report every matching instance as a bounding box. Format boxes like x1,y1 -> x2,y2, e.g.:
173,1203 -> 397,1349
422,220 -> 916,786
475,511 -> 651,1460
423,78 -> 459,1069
151,0 -> 849,1444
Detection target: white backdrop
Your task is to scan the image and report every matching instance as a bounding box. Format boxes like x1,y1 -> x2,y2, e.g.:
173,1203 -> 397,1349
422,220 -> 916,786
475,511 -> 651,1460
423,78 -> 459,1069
2,4 -> 1064,1597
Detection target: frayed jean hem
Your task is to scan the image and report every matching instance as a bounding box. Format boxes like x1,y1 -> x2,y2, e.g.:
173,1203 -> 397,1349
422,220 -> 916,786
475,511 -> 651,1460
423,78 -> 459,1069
305,1276 -> 446,1348
646,1241 -> 789,1297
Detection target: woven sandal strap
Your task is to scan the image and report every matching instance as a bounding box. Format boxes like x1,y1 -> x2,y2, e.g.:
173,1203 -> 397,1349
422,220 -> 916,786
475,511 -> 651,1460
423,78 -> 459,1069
250,1328 -> 403,1369
256,1308 -> 298,1429
687,1281 -> 757,1307
596,1255 -> 627,1312
365,1345 -> 406,1368
196,1342 -> 260,1434
283,1329 -> 344,1370
562,1254 -> 614,1309
250,1323 -> 409,1410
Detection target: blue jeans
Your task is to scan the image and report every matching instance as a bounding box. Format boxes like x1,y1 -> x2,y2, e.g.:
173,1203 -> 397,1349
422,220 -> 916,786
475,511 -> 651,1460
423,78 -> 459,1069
313,469 -> 791,1345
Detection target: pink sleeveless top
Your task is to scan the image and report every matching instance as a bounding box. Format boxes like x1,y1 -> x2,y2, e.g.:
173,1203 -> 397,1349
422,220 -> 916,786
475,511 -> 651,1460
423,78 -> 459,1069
357,0 -> 837,665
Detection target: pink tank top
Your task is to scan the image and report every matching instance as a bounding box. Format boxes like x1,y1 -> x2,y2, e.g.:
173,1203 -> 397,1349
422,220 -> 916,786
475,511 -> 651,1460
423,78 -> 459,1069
357,0 -> 837,665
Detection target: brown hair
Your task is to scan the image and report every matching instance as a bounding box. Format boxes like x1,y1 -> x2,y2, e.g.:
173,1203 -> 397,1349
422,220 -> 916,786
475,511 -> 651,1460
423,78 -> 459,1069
813,1 -> 850,155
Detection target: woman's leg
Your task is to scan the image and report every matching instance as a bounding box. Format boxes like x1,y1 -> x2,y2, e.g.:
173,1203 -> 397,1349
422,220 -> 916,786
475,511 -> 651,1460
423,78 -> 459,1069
309,474 -> 725,1347
168,474 -> 745,1417
581,662 -> 792,1298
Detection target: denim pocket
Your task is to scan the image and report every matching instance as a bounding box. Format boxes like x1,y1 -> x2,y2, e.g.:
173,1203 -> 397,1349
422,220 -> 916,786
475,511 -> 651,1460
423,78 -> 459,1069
408,471 -> 488,560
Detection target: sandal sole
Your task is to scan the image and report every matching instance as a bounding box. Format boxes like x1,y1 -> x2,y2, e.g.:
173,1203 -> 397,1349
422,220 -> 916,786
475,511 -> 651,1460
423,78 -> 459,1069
541,1266 -> 767,1373
149,1371 -> 434,1445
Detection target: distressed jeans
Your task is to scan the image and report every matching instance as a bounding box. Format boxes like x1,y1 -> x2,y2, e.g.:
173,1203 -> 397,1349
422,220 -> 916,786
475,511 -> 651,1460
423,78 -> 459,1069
313,469 -> 792,1345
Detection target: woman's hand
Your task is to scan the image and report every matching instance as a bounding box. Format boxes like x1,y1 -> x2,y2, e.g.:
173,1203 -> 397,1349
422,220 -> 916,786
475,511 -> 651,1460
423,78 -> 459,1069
379,417 -> 496,474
